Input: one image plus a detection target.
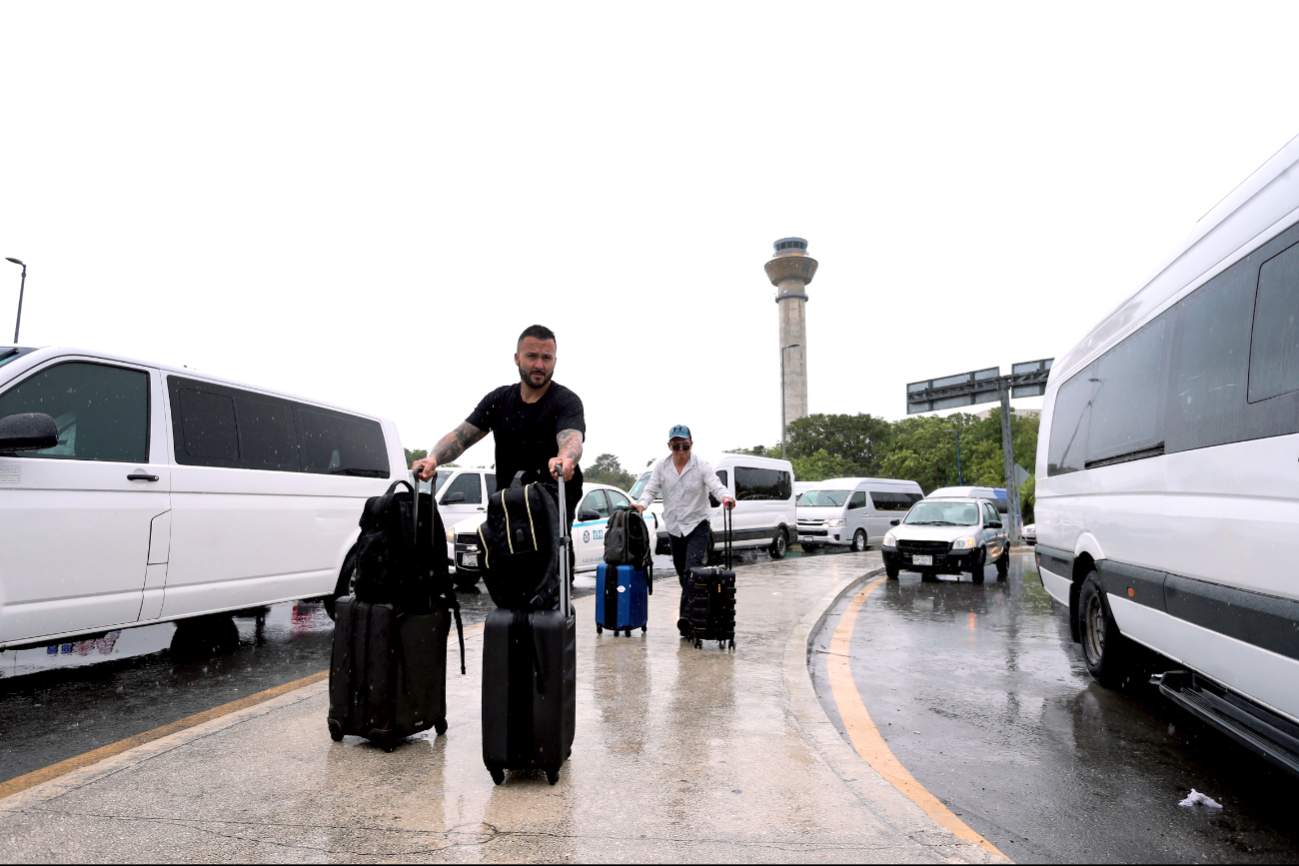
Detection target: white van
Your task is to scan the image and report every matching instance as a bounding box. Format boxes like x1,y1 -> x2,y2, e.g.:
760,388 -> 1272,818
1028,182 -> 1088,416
639,453 -> 797,560
0,346 -> 407,649
1036,133 -> 1299,774
797,477 -> 923,552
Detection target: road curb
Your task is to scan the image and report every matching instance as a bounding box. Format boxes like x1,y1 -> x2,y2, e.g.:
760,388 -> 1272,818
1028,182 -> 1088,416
781,562 -> 1011,864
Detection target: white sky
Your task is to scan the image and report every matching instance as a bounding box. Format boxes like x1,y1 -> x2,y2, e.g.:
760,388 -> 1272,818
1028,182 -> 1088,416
3,2 -> 1296,473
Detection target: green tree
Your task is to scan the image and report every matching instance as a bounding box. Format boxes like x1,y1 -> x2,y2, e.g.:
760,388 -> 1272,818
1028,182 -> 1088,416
403,448 -> 427,467
784,413 -> 892,476
584,453 -> 637,491
790,449 -> 864,482
877,415 -> 969,493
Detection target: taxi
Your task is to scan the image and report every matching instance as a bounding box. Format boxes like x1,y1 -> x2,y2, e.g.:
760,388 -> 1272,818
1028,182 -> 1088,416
448,482 -> 656,587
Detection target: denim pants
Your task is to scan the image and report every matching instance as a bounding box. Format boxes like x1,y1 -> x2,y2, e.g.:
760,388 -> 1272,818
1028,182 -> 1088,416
669,520 -> 711,621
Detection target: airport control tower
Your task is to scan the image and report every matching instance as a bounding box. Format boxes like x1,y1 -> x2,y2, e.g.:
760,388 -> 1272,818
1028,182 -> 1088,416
765,237 -> 817,425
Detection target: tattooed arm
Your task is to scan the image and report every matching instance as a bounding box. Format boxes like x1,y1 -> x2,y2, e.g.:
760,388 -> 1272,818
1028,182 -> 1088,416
548,428 -> 584,482
411,422 -> 487,481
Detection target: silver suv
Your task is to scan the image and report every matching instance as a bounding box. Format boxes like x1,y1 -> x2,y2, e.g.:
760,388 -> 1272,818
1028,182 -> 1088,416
881,497 -> 1009,583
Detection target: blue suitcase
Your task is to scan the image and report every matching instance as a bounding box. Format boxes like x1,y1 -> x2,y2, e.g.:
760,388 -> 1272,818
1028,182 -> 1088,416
595,563 -> 649,636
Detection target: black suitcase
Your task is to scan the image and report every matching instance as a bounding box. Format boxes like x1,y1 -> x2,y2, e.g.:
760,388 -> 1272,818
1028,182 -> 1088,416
481,469 -> 577,785
328,472 -> 458,750
685,506 -> 737,651
328,597 -> 450,750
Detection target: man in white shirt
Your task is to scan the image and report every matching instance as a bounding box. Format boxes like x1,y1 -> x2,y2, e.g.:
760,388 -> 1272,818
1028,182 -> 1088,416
632,424 -> 735,637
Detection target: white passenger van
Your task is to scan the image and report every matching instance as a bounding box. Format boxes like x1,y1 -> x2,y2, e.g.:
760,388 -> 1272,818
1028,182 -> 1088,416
0,347 -> 406,649
1036,135 -> 1299,775
797,477 -> 923,551
637,453 -> 797,560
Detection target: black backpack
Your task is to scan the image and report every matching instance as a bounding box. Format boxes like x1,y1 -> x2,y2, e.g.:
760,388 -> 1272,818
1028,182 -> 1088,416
352,478 -> 464,669
603,507 -> 654,591
478,481 -> 562,611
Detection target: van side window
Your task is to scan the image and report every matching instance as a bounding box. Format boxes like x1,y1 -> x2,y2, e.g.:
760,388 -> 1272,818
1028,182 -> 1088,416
442,472 -> 482,504
848,491 -> 867,509
1087,316 -> 1168,465
1249,240 -> 1299,403
296,407 -> 389,478
715,470 -> 728,489
869,491 -> 915,511
236,395 -> 299,470
178,388 -> 239,462
0,362 -> 149,463
735,466 -> 791,500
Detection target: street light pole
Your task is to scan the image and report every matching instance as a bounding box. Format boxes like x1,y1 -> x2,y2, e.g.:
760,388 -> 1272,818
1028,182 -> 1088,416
780,342 -> 801,459
5,258 -> 26,344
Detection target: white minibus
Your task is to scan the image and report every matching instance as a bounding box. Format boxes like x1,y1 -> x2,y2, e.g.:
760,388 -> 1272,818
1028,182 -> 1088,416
797,477 -> 923,551
0,347 -> 407,649
1035,134 -> 1299,775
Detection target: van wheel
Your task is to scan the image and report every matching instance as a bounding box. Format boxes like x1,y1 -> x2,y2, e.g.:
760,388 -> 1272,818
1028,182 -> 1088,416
1079,571 -> 1133,687
770,529 -> 788,560
851,530 -> 868,552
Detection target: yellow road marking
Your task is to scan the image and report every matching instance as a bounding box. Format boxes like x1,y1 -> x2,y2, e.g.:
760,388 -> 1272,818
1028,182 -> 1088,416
0,620 -> 486,802
827,577 -> 1007,860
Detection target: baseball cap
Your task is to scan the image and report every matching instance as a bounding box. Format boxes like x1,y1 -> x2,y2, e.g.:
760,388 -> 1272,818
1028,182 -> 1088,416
668,424 -> 691,440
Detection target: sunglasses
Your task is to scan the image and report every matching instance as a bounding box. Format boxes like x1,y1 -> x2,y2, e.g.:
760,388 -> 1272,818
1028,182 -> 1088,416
670,441 -> 691,452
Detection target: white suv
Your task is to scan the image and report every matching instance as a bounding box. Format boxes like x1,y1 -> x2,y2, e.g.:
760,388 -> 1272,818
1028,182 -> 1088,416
881,497 -> 1009,583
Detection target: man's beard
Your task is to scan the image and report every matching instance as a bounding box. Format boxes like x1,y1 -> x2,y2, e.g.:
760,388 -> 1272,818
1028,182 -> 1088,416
518,364 -> 552,389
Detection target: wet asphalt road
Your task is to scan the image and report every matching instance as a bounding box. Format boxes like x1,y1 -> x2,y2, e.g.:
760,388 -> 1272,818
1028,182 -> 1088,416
809,549 -> 1299,863
0,547 -> 781,786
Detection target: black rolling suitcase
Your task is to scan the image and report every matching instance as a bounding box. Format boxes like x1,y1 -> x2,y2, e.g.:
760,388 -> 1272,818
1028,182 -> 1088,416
481,470 -> 576,785
685,506 -> 737,651
328,473 -> 463,751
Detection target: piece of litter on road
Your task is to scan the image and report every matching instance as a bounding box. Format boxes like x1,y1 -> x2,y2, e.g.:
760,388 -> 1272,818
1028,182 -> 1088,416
1178,789 -> 1223,809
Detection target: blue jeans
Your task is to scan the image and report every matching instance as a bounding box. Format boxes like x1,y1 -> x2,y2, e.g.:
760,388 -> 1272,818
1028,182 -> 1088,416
669,520 -> 711,622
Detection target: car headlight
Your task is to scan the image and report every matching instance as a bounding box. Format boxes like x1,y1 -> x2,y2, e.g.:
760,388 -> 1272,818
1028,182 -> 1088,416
883,530 -> 897,546
826,518 -> 845,527
951,535 -> 977,550
446,528 -> 457,544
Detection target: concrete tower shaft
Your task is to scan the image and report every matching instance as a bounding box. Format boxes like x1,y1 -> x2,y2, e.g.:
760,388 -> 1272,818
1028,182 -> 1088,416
765,238 -> 817,423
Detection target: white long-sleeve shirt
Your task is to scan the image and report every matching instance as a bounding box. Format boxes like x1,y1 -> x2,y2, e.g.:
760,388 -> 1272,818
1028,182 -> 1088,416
636,453 -> 730,537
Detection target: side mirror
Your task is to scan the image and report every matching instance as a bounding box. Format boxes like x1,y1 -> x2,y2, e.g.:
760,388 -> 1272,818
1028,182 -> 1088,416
988,521 -> 1003,528
889,518 -> 900,526
442,492 -> 466,504
578,509 -> 601,522
0,412 -> 58,452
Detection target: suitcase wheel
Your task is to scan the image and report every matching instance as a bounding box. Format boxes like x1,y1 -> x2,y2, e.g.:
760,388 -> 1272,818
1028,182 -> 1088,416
383,743 -> 396,753
641,626 -> 647,634
490,768 -> 506,786
729,639 -> 736,651
434,718 -> 448,736
694,639 -> 702,649
596,623 -> 603,634
328,722 -> 344,743
546,768 -> 560,786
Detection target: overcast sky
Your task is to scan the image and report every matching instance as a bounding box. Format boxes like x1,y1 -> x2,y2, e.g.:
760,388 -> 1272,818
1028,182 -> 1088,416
2,3 -> 1296,474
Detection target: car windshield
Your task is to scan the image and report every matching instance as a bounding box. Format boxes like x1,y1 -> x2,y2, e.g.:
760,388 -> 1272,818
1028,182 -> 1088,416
800,489 -> 849,507
629,471 -> 653,501
903,501 -> 980,526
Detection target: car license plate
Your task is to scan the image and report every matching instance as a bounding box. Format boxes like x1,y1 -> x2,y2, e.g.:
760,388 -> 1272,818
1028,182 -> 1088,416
460,553 -> 478,568
913,554 -> 933,566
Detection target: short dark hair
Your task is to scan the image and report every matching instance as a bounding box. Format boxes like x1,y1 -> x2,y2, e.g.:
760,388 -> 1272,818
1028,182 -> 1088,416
517,324 -> 557,347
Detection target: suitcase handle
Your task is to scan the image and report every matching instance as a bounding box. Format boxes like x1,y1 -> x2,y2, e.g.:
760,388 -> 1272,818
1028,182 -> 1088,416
552,464 -> 571,614
722,501 -> 733,571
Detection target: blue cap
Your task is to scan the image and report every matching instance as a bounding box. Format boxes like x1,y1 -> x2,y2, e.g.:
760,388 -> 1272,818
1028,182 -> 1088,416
668,424 -> 691,440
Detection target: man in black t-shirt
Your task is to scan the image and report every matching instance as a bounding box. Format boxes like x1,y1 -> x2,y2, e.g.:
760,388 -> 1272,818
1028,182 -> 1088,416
411,324 -> 585,526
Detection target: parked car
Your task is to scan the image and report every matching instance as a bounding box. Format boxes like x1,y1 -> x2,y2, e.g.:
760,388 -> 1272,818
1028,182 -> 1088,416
449,482 -> 657,588
0,345 -> 407,648
1021,523 -> 1036,545
881,497 -> 1009,583
797,477 -> 923,552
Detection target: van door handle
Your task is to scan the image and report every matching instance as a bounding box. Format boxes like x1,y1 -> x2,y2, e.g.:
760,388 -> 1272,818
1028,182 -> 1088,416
127,472 -> 160,482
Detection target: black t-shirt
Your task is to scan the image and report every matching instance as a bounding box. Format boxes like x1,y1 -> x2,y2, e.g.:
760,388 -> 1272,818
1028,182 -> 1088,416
466,381 -> 585,512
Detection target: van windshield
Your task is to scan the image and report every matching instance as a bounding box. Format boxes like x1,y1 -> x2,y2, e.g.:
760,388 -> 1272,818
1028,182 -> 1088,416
801,489 -> 849,507
903,501 -> 980,526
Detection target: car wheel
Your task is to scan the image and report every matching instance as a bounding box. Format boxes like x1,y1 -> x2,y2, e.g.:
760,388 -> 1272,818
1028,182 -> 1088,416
1078,571 -> 1133,687
770,529 -> 788,560
851,530 -> 868,553
885,563 -> 900,580
971,548 -> 986,584
995,549 -> 1009,578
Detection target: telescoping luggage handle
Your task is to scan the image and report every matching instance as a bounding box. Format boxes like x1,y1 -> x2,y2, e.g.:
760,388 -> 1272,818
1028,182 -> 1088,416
413,470 -> 467,675
722,499 -> 734,571
551,463 -> 571,615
